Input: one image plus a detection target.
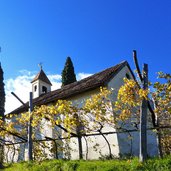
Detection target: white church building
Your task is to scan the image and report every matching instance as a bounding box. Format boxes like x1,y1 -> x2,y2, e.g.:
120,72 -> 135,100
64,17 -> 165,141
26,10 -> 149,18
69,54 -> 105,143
5,61 -> 159,162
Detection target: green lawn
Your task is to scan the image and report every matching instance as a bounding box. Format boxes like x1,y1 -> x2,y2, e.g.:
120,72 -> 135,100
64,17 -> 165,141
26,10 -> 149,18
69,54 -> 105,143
1,156 -> 171,171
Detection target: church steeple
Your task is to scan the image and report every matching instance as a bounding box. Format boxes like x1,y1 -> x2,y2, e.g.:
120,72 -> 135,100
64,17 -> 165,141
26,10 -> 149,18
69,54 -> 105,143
31,66 -> 52,98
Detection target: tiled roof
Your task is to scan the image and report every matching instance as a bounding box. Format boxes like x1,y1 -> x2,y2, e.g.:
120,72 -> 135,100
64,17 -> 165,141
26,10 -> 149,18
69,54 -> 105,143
9,61 -> 129,114
31,69 -> 52,85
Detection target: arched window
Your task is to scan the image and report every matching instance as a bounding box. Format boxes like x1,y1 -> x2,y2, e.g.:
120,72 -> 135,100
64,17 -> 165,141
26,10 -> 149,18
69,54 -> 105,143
34,85 -> 37,92
126,73 -> 130,79
42,86 -> 47,93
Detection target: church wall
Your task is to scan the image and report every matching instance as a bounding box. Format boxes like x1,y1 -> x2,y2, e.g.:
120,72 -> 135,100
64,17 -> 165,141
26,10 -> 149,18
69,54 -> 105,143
4,64 -> 159,162
107,65 -> 159,157
61,66 -> 132,159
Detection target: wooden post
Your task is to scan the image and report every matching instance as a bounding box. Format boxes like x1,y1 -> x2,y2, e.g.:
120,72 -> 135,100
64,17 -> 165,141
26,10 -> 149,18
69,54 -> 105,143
77,123 -> 83,159
139,64 -> 148,162
74,113 -> 83,159
28,92 -> 33,161
11,92 -> 33,161
153,100 -> 163,158
78,135 -> 83,159
0,144 -> 3,169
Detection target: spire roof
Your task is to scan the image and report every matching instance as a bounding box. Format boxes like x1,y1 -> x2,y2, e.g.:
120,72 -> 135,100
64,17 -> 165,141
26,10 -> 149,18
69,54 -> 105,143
31,69 -> 52,85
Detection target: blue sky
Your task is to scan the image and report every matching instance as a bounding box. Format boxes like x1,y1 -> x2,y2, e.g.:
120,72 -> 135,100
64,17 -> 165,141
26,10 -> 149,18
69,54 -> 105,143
0,0 -> 171,112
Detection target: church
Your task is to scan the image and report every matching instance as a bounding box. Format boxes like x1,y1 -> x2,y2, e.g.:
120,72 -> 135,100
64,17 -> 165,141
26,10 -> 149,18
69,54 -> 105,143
5,61 -> 159,162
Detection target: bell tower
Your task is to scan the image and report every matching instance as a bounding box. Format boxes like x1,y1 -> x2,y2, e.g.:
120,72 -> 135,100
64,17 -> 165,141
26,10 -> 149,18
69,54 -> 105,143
31,65 -> 52,98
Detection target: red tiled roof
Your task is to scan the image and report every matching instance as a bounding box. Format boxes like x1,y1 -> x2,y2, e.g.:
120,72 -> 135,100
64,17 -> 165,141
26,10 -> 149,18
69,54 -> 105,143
9,61 -> 129,114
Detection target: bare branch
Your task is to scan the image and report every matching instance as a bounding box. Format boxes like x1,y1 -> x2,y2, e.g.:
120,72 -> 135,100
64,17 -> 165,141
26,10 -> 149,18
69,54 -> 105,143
133,50 -> 143,81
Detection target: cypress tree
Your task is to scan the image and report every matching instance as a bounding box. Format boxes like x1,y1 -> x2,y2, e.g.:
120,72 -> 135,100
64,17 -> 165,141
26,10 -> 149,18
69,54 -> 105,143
0,63 -> 5,168
0,63 -> 5,121
61,57 -> 77,86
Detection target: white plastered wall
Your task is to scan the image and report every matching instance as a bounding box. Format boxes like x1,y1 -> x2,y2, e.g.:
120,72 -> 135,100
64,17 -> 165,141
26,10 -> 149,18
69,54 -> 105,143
107,65 -> 159,157
32,80 -> 51,98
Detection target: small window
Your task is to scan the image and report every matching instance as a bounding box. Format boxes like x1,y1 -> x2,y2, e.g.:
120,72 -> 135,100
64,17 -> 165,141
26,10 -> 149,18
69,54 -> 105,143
34,85 -> 37,92
42,86 -> 47,93
126,73 -> 130,79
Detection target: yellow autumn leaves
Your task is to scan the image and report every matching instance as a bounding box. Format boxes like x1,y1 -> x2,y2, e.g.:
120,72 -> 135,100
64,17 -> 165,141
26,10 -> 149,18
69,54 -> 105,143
1,73 -> 170,141
118,78 -> 149,106
0,79 -> 149,138
114,78 -> 149,122
0,87 -> 114,138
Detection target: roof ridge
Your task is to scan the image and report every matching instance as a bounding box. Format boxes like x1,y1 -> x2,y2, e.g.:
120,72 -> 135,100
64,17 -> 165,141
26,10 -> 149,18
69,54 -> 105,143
59,61 -> 127,88
8,61 -> 128,114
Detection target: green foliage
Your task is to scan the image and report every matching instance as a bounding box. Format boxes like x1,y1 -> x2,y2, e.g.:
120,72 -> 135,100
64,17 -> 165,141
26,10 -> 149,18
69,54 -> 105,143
2,156 -> 171,171
61,57 -> 77,86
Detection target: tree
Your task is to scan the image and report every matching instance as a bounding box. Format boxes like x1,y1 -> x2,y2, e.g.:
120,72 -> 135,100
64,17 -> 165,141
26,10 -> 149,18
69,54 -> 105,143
61,57 -> 77,86
1,87 -> 113,161
152,72 -> 171,156
2,75 -> 171,161
115,71 -> 171,159
0,63 -> 5,121
0,63 -> 5,168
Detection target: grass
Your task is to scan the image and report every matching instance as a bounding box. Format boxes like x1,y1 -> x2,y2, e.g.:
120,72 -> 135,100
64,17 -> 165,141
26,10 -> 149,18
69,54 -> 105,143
1,156 -> 171,171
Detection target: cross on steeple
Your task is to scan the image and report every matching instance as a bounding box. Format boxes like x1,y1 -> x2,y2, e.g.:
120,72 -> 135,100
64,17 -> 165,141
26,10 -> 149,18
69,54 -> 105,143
38,62 -> 43,70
